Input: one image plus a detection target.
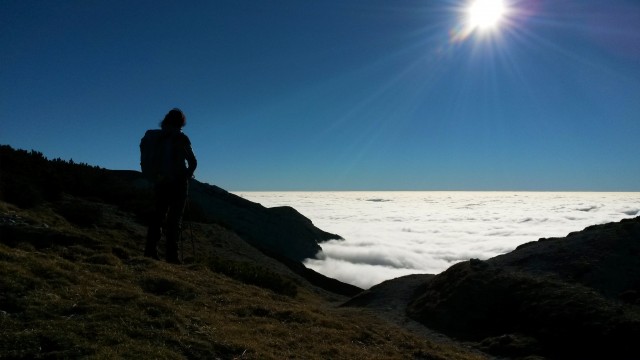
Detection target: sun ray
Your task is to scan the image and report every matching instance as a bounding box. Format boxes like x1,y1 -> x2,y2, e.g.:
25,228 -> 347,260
468,0 -> 506,30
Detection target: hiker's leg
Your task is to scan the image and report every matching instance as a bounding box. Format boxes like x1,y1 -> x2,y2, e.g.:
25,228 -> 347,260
145,183 -> 170,259
165,180 -> 188,263
144,226 -> 162,259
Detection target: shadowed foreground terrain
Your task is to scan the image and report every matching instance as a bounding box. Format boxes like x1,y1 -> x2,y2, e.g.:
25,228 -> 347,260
0,199 -> 486,359
0,146 -> 484,359
2,145 -> 638,359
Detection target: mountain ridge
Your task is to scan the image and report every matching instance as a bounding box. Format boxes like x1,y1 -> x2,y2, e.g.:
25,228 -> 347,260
2,144 -> 638,359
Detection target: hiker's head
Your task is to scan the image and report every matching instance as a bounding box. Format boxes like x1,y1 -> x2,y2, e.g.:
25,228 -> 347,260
161,108 -> 186,129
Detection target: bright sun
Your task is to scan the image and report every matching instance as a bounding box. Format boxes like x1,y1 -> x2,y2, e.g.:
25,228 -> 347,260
467,0 -> 507,31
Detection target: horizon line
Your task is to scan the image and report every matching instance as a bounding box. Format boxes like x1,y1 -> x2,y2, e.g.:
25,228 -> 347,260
229,189 -> 640,193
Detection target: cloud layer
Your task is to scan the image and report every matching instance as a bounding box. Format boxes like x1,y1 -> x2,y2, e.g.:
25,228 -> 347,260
236,192 -> 640,289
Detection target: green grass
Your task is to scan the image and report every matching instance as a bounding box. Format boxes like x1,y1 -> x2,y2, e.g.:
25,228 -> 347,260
0,200 -> 486,359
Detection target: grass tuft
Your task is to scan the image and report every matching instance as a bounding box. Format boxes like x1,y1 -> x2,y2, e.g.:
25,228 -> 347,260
206,255 -> 298,298
139,276 -> 198,301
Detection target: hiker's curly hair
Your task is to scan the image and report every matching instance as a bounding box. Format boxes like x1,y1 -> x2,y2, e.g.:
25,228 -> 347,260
161,108 -> 186,129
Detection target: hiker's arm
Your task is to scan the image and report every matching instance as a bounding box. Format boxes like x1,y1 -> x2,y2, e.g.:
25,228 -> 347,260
185,144 -> 197,178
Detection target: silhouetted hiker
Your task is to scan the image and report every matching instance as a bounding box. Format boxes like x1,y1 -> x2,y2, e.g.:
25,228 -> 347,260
141,108 -> 197,264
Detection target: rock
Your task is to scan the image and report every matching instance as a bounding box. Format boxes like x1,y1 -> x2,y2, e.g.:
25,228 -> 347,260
479,334 -> 541,358
489,216 -> 640,302
406,216 -> 640,359
469,258 -> 488,270
187,180 -> 342,262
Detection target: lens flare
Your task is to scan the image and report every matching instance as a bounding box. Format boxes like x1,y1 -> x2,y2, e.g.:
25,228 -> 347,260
450,0 -> 510,43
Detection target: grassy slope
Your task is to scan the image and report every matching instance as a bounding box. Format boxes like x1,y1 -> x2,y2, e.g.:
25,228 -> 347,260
0,200 -> 485,360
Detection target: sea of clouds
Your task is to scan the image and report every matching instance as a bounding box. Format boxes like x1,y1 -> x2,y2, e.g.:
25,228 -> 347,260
235,192 -> 640,289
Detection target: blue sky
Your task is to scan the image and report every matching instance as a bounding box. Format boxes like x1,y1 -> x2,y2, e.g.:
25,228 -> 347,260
2,0 -> 639,191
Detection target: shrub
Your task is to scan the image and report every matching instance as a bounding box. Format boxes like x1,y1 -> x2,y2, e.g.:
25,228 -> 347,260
1,176 -> 44,208
56,201 -> 104,227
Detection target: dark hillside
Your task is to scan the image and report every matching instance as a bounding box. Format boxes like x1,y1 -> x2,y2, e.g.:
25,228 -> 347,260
0,144 -> 488,359
0,199 -> 487,359
489,218 -> 640,302
405,217 -> 640,359
0,145 -> 340,262
0,146 -> 145,212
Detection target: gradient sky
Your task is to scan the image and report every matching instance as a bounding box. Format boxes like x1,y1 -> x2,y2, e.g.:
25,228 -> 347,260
2,0 -> 639,191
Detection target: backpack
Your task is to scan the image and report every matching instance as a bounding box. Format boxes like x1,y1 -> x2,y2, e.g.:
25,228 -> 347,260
140,129 -> 170,181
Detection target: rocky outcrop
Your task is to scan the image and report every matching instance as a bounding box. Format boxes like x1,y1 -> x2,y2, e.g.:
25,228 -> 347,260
405,217 -> 640,359
343,216 -> 640,359
489,217 -> 640,303
186,180 -> 341,262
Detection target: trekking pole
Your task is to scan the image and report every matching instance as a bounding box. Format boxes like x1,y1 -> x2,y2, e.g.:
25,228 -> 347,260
178,201 -> 187,264
179,226 -> 184,263
188,215 -> 196,258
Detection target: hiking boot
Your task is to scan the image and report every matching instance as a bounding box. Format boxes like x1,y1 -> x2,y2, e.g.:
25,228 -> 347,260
144,244 -> 160,260
144,252 -> 160,260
